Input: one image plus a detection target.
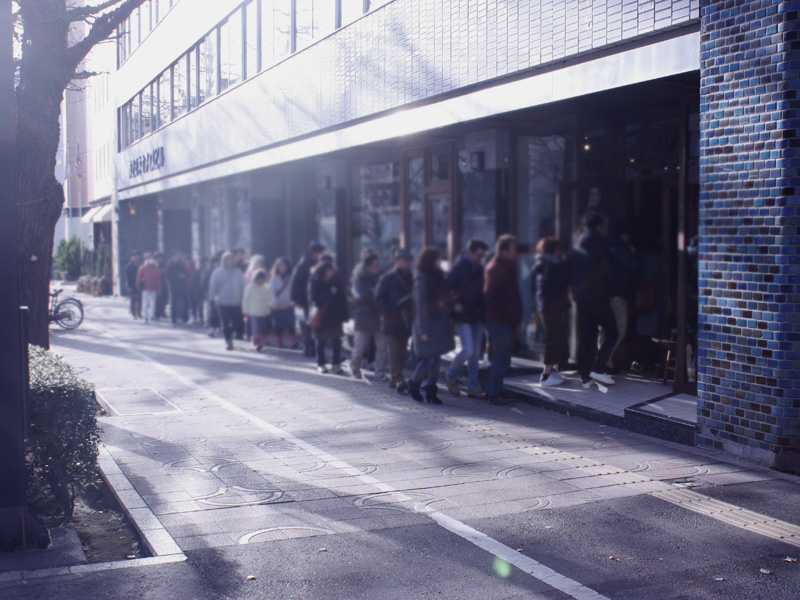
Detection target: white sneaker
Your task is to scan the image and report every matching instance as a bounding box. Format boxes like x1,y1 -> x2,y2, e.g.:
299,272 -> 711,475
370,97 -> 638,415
581,379 -> 593,390
590,371 -> 615,386
540,372 -> 564,387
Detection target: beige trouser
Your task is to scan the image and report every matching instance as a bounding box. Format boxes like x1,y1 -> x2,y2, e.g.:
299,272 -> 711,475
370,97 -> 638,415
351,331 -> 389,376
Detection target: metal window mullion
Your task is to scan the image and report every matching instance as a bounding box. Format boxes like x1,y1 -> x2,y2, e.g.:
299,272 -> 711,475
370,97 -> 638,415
290,0 -> 297,53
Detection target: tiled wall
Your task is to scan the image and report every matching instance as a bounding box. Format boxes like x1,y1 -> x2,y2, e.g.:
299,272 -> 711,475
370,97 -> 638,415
697,0 -> 800,470
117,0 -> 700,187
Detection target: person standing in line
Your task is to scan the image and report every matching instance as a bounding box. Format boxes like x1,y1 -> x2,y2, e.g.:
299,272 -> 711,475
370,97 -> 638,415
484,234 -> 523,406
242,269 -> 273,351
606,224 -> 639,372
375,248 -> 414,394
165,251 -> 190,326
309,262 -> 348,374
409,247 -> 455,405
350,254 -> 389,379
243,255 -> 267,342
209,251 -> 246,351
533,237 -> 571,387
136,253 -> 162,324
205,253 -> 222,337
125,251 -> 143,320
570,211 -> 618,389
444,239 -> 488,398
291,242 -> 326,357
269,257 -> 296,349
231,247 -> 248,340
154,252 -> 168,320
190,257 -> 209,325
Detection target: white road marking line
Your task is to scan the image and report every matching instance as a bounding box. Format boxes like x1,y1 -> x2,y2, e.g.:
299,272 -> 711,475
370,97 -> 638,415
100,330 -> 611,600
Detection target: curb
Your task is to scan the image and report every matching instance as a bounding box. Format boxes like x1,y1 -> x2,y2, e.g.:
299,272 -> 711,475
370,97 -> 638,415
96,444 -> 185,558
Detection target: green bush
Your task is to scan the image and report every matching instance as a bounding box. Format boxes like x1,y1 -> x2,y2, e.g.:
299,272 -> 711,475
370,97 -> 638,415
54,236 -> 83,280
27,345 -> 101,522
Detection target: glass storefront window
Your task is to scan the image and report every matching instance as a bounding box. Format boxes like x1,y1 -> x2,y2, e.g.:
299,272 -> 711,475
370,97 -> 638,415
274,0 -> 291,59
131,94 -> 140,142
408,156 -> 424,260
295,0 -> 313,50
429,149 -> 450,182
158,68 -> 171,127
352,162 -> 402,269
141,86 -> 151,136
172,55 -> 188,118
244,0 -> 258,78
199,32 -> 217,103
458,149 -> 496,251
219,10 -> 243,91
341,0 -> 365,26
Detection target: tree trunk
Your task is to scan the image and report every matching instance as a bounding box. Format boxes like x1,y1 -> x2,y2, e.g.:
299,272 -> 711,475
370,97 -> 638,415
16,0 -> 73,349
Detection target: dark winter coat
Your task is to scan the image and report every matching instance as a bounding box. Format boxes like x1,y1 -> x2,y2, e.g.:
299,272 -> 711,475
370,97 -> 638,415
445,252 -> 485,324
412,268 -> 455,358
533,254 -> 571,316
290,254 -> 315,309
351,266 -> 381,333
484,256 -> 523,328
190,267 -> 208,299
165,260 -> 189,292
310,272 -> 349,338
609,239 -> 640,305
570,230 -> 612,305
375,267 -> 414,338
125,261 -> 140,293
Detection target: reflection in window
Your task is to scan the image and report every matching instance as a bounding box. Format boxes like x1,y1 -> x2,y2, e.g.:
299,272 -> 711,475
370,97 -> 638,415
219,9 -> 243,90
187,48 -> 198,110
341,0 -> 365,26
429,150 -> 450,182
131,95 -> 140,142
312,0 -> 335,40
120,103 -> 130,148
458,149 -> 496,252
158,68 -> 171,127
260,0 -> 274,67
408,157 -> 424,260
352,162 -> 402,269
141,86 -> 151,136
199,32 -> 217,103
274,0 -> 291,58
295,0 -> 312,50
244,0 -> 258,78
172,55 -> 188,118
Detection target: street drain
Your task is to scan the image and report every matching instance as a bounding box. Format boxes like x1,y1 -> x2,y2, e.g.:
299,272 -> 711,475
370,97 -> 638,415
95,387 -> 181,416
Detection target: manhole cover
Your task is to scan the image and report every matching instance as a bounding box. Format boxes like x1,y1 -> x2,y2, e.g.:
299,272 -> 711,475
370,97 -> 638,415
95,387 -> 181,416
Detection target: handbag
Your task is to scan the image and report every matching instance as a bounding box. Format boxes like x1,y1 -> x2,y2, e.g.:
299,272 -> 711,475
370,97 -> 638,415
308,304 -> 326,330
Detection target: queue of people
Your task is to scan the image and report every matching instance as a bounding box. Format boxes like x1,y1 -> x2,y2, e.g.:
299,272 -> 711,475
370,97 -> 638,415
126,213 -> 630,405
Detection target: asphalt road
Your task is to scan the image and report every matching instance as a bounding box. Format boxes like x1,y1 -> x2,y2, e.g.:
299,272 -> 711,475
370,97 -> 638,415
2,294 -> 799,600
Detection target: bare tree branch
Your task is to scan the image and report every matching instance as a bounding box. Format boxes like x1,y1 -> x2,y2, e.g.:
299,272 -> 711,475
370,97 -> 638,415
65,0 -> 146,71
66,0 -> 125,23
72,70 -> 100,80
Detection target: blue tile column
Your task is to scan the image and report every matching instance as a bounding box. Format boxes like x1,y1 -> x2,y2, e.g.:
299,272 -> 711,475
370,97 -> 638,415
698,0 -> 800,472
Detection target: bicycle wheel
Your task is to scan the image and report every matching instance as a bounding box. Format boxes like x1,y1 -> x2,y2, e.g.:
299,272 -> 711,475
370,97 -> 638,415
55,298 -> 84,330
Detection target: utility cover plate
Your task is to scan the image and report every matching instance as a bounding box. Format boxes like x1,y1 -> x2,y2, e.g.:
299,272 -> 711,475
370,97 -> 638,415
95,387 -> 180,416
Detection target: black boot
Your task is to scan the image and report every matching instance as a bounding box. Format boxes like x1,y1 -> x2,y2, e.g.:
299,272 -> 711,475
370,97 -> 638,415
424,384 -> 442,405
408,381 -> 424,402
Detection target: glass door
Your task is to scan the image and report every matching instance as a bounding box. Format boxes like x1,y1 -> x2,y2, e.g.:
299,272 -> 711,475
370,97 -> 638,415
425,193 -> 451,267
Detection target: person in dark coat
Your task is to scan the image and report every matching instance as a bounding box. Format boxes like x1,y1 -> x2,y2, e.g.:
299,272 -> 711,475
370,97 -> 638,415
309,262 -> 348,374
165,251 -> 189,326
375,248 -> 414,393
350,254 -> 388,379
205,253 -> 222,336
444,239 -> 488,398
291,242 -> 326,357
190,256 -> 209,325
570,211 -> 618,388
484,234 -> 523,405
125,251 -> 142,319
533,237 -> 571,387
409,247 -> 455,404
154,252 -> 168,320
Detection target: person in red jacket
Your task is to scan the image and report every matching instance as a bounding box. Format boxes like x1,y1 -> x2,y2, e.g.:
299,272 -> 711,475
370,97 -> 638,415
136,253 -> 163,324
483,234 -> 522,405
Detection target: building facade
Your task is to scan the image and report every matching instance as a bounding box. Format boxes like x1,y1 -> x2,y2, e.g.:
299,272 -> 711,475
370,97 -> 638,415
69,0 -> 799,470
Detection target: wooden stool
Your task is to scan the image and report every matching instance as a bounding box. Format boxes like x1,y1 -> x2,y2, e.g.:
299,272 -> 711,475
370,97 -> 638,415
651,334 -> 677,385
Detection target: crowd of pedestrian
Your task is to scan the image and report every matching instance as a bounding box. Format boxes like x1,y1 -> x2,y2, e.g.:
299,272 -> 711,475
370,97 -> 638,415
123,210 -> 631,405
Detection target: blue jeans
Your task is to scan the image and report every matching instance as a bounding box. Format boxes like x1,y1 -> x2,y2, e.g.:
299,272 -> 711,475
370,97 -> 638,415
446,322 -> 483,390
412,356 -> 441,387
486,322 -> 514,398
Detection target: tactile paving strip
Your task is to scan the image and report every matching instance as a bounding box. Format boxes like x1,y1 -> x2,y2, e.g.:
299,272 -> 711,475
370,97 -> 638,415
652,488 -> 800,548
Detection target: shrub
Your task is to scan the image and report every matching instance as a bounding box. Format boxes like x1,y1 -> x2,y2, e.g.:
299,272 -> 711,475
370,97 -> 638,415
27,345 -> 101,522
54,236 -> 83,280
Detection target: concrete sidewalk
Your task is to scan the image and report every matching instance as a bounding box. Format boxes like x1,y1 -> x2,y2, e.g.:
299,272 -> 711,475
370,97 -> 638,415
14,293 -> 799,600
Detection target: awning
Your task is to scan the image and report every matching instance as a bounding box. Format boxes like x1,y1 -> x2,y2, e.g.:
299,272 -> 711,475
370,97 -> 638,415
93,204 -> 113,222
80,206 -> 101,223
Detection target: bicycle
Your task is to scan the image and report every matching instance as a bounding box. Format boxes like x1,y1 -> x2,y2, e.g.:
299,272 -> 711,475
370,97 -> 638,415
49,289 -> 84,330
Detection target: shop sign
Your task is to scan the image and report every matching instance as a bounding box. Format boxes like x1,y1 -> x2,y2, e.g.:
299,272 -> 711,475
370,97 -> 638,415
129,147 -> 165,178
